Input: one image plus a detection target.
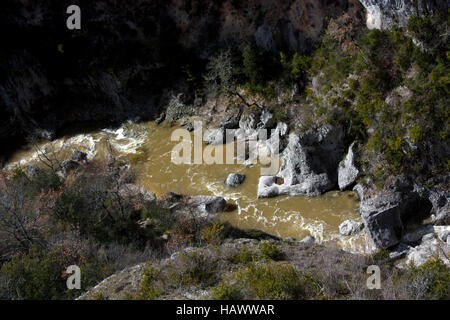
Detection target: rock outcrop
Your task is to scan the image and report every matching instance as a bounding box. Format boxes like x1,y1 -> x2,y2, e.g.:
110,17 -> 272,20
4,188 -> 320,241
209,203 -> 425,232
359,0 -> 448,29
77,237 -> 361,300
360,179 -> 433,248
226,173 -> 246,188
353,183 -> 366,201
429,189 -> 450,226
258,125 -> 344,198
338,142 -> 359,190
0,0 -> 362,158
388,225 -> 450,266
339,220 -> 364,236
258,110 -> 275,129
402,229 -> 450,268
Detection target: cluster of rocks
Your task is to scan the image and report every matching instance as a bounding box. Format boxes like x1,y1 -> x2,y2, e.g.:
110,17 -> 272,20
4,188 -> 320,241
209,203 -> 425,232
171,105 -> 449,267
359,178 -> 449,249
160,192 -> 227,219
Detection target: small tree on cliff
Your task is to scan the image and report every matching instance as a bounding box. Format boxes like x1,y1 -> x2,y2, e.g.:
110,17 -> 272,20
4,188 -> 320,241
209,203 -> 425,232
204,49 -> 235,98
204,49 -> 261,108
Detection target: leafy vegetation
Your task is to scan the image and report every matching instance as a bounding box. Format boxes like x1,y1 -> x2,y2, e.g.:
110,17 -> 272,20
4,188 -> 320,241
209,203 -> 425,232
407,257 -> 450,300
231,262 -> 305,299
304,11 -> 449,184
259,242 -> 285,261
0,158 -> 216,299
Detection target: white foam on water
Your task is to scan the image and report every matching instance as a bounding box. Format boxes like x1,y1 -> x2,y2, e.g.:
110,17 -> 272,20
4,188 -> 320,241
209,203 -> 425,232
5,121 -> 371,256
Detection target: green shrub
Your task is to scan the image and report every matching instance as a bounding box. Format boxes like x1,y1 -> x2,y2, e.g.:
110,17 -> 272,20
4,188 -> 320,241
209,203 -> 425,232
0,244 -> 114,300
167,251 -> 217,288
212,280 -> 243,300
408,257 -> 450,300
52,162 -> 151,247
259,242 -> 285,261
227,247 -> 255,265
235,262 -> 304,299
0,246 -> 69,300
242,44 -> 261,88
348,78 -> 359,91
291,53 -> 311,80
11,167 -> 62,197
136,265 -> 161,300
201,222 -> 225,245
409,126 -> 424,143
367,248 -> 391,265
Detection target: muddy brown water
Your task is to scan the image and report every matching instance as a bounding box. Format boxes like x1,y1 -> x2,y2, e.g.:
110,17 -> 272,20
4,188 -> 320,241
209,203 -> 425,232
6,120 -> 374,253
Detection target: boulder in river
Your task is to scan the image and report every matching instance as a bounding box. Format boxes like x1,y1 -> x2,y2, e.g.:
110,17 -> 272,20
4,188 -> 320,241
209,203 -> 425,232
226,173 -> 245,187
162,193 -> 227,218
155,112 -> 165,124
257,125 -> 344,198
339,220 -> 364,236
180,118 -> 194,132
187,195 -> 227,217
186,122 -> 194,132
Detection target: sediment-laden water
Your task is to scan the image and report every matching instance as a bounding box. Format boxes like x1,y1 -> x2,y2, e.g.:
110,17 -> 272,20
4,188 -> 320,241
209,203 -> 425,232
6,120 -> 375,254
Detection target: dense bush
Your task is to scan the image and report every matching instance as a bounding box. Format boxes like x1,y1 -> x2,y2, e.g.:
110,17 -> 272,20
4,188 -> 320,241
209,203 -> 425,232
259,242 -> 285,261
136,264 -> 161,300
227,246 -> 255,265
305,12 -> 449,183
0,158 -> 178,299
166,251 -> 218,289
232,262 -> 304,300
0,243 -> 112,300
407,257 -> 450,300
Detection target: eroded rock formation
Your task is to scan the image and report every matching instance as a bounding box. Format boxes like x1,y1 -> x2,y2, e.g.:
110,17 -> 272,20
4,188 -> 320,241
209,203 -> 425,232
359,0 -> 448,29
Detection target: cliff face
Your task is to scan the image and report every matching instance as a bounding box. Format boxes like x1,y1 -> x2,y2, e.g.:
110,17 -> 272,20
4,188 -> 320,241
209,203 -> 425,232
166,0 -> 360,53
0,0 -> 447,159
359,0 -> 449,29
0,0 -> 361,159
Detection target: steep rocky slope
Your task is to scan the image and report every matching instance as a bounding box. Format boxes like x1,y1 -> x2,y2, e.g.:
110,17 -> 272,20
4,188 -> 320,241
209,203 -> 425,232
1,0 -> 447,159
360,0 -> 449,29
0,0 -> 363,160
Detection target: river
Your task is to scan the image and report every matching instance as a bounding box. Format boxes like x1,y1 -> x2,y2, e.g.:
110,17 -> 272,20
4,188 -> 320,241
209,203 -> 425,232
5,120 -> 376,254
